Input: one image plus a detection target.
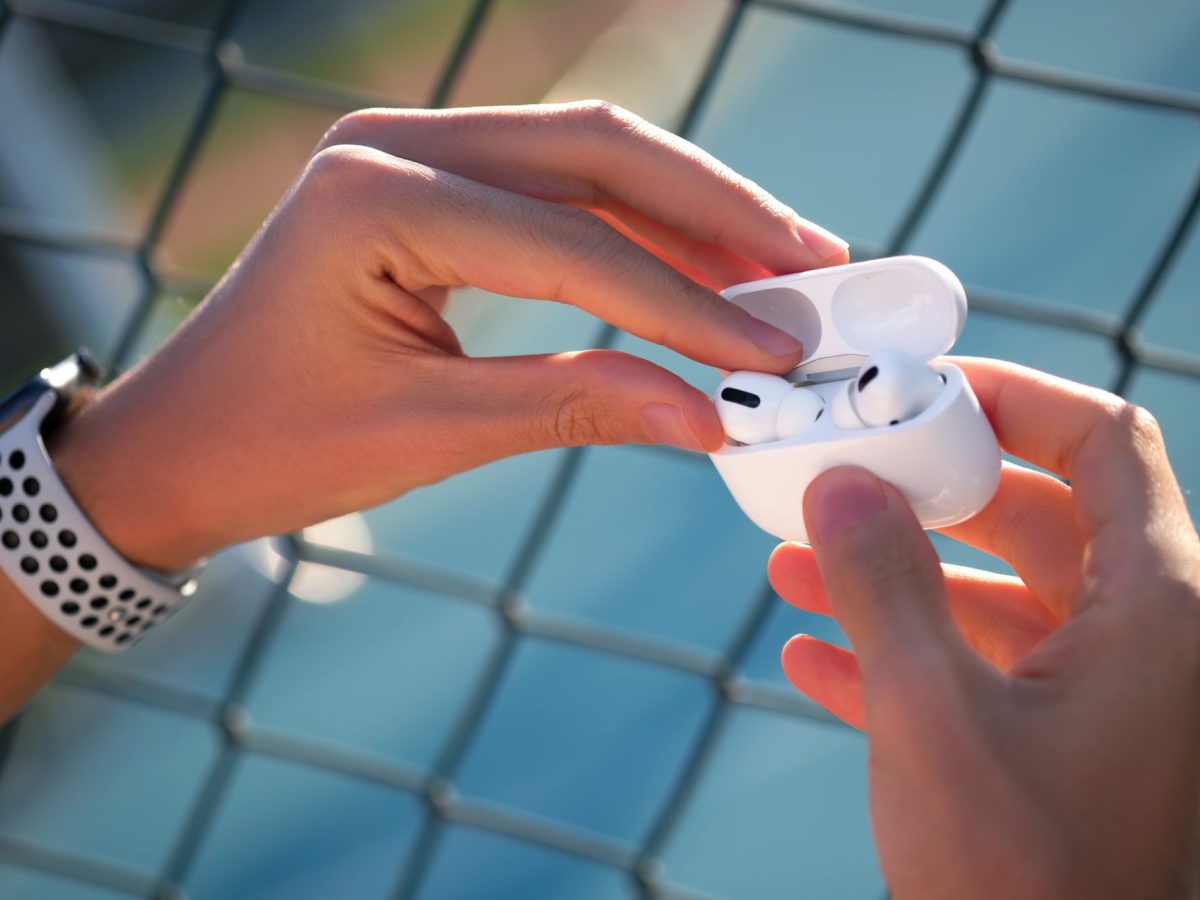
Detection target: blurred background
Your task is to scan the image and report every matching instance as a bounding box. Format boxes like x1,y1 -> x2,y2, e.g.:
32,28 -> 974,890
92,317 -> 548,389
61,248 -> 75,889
0,0 -> 1198,897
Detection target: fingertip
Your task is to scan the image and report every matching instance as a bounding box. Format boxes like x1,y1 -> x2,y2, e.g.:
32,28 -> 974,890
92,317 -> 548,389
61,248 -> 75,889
780,635 -> 825,695
780,634 -> 866,730
640,403 -> 707,452
768,542 -> 830,613
681,389 -> 725,452
793,219 -> 850,270
741,315 -> 804,361
819,245 -> 851,267
720,319 -> 802,376
766,540 -> 803,583
780,632 -> 816,669
629,365 -> 723,453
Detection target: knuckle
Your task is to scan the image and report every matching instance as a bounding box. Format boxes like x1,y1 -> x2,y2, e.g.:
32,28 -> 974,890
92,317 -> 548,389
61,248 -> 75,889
314,107 -> 392,153
303,144 -> 376,193
1078,396 -> 1164,466
1121,402 -> 1164,451
299,148 -> 431,278
303,145 -> 430,202
538,351 -> 626,447
544,384 -> 610,447
539,208 -> 628,292
568,99 -> 638,136
561,100 -> 658,165
1055,390 -> 1127,473
569,213 -> 626,265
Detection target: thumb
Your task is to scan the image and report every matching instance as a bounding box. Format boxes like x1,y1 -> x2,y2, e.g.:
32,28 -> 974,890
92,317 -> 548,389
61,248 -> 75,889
802,467 -> 975,683
433,349 -> 724,460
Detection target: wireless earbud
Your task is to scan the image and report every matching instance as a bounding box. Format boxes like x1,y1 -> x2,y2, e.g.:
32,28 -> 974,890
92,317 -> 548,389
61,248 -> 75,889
715,372 -> 824,445
718,349 -> 943,445
708,256 -> 1002,543
847,348 -> 945,428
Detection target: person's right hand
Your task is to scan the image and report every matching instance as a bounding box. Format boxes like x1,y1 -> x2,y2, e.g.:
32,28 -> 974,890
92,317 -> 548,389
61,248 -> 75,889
770,359 -> 1200,899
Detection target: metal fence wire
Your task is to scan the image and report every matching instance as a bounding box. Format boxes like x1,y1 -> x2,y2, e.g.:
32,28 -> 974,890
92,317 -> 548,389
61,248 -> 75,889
0,0 -> 1198,897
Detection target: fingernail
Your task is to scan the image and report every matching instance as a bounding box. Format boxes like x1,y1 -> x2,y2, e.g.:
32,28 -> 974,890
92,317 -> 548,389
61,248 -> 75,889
641,402 -> 706,453
806,468 -> 887,543
743,316 -> 803,357
795,218 -> 849,266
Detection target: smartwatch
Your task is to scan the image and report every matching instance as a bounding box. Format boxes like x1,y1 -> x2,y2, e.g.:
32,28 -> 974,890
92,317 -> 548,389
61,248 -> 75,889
0,350 -> 199,652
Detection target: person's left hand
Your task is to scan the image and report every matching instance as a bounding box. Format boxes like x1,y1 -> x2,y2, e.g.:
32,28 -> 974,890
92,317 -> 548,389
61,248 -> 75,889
49,102 -> 848,572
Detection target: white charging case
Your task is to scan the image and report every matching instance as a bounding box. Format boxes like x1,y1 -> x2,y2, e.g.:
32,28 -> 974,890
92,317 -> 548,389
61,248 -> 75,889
709,255 -> 1001,543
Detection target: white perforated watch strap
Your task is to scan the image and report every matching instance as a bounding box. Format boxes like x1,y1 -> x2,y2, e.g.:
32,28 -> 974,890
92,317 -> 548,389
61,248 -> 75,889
0,390 -> 196,652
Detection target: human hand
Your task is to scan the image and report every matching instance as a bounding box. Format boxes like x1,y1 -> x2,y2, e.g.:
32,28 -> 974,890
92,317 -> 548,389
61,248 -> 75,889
49,101 -> 848,572
769,359 -> 1200,899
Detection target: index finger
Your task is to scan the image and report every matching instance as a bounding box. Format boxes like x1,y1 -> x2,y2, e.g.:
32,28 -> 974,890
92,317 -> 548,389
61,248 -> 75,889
318,102 -> 850,276
306,145 -> 807,373
950,357 -> 1190,544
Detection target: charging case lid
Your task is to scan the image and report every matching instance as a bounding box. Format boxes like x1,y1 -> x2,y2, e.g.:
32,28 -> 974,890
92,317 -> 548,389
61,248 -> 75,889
722,256 -> 967,371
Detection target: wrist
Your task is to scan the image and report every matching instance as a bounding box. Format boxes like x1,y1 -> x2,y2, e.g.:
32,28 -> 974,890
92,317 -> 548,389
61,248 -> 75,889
46,383 -> 217,573
0,350 -> 208,664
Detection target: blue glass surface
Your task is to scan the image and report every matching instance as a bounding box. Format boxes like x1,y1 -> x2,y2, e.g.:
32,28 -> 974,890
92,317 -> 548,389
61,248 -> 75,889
0,246 -> 141,372
1125,367 -> 1200,524
123,292 -> 199,365
740,598 -> 849,689
448,0 -> 643,108
182,753 -> 424,899
930,531 -> 1013,576
609,331 -> 721,395
4,2 -> 1200,896
0,686 -> 219,874
910,81 -> 1200,318
1137,214 -> 1200,359
693,8 -> 975,248
66,544 -> 279,703
319,289 -> 607,585
660,705 -> 880,899
994,0 -> 1200,95
448,288 -> 608,359
523,446 -> 775,655
812,0 -> 989,28
0,864 -> 136,900
0,17 -> 208,241
244,570 -> 500,770
155,87 -> 338,278
66,0 -> 225,27
953,307 -> 1121,387
416,826 -> 636,900
356,450 -> 566,585
454,637 -> 712,844
232,0 -> 476,103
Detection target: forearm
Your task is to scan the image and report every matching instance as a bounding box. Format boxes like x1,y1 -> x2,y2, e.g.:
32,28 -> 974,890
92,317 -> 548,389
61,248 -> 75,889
0,378 -> 208,724
0,566 -> 80,722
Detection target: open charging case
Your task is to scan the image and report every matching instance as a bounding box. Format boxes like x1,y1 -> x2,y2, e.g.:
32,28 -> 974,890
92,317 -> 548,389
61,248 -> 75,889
709,255 -> 1002,543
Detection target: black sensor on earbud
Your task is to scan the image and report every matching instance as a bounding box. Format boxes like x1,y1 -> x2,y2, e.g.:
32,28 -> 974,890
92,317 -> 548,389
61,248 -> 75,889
720,387 -> 761,408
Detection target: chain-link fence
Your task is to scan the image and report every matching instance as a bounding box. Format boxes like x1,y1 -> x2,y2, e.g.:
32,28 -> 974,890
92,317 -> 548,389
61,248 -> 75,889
0,0 -> 1198,897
